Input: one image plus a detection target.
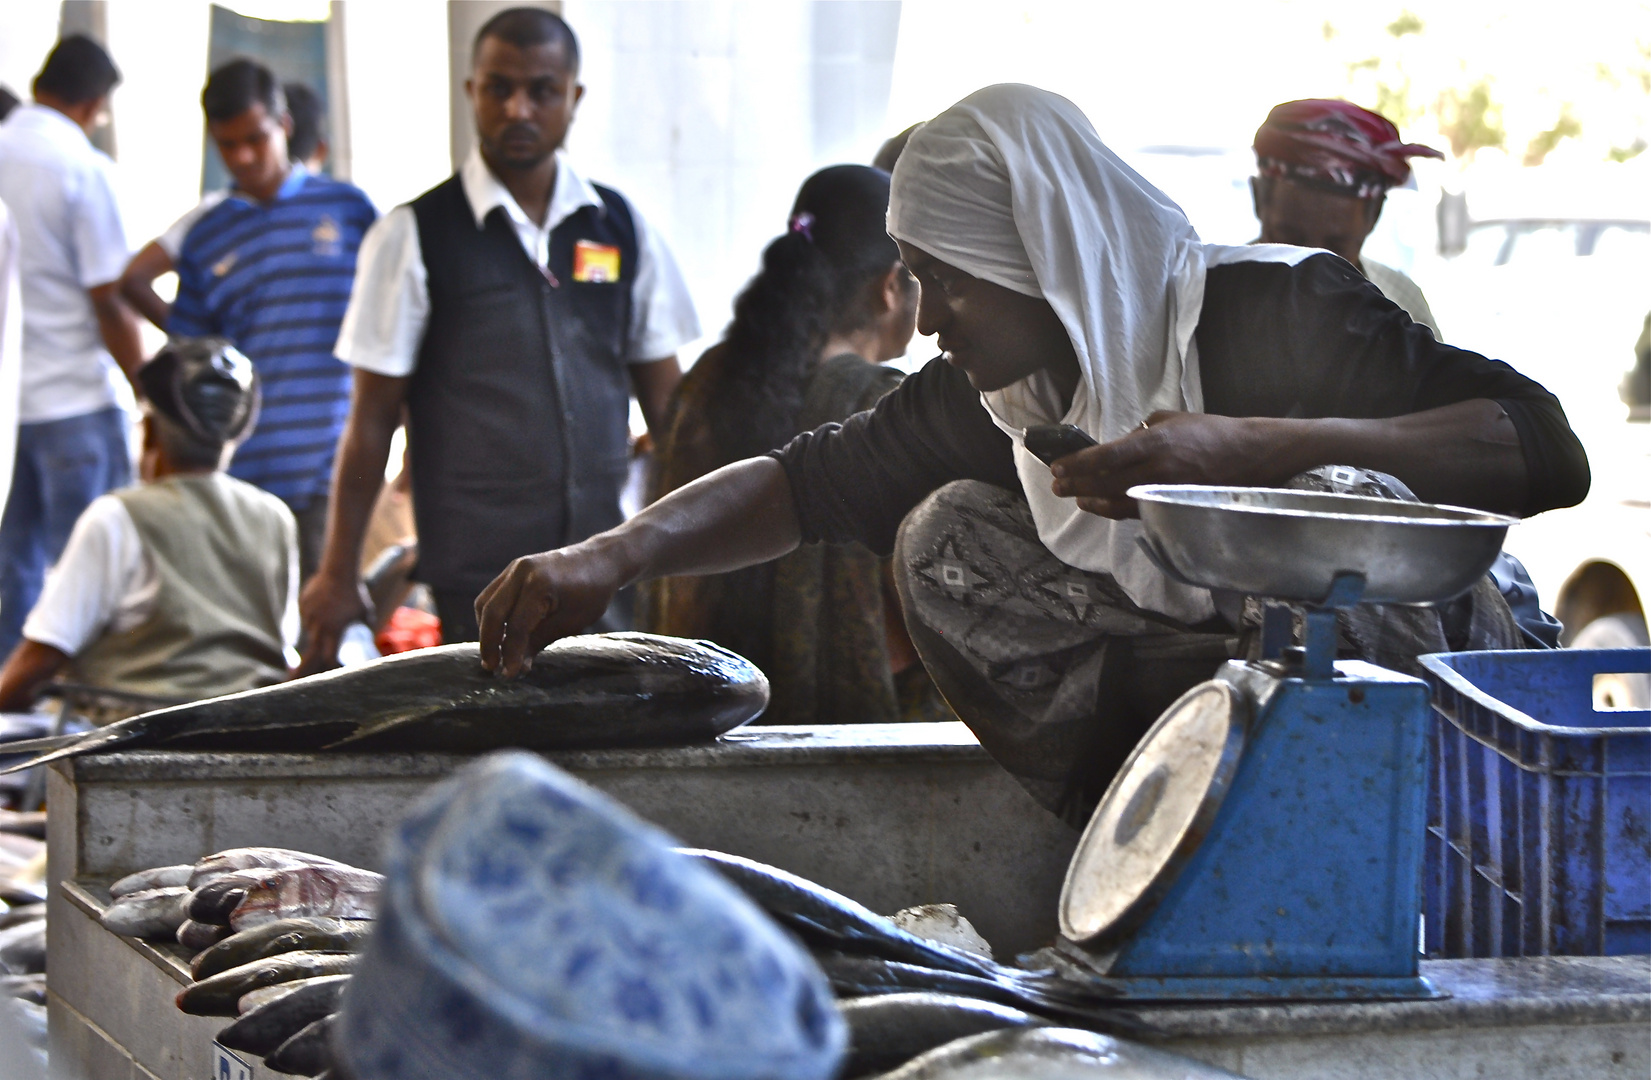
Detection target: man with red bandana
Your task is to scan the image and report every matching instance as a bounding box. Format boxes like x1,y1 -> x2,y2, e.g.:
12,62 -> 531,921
1251,99 -> 1444,335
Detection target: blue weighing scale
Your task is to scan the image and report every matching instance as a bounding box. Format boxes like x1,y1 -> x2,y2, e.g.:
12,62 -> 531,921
1051,485 -> 1517,1002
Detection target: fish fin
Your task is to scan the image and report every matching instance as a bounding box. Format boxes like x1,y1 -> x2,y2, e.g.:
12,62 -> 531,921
319,706 -> 441,749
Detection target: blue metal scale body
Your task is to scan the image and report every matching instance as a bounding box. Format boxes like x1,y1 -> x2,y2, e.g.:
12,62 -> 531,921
1099,657 -> 1441,1001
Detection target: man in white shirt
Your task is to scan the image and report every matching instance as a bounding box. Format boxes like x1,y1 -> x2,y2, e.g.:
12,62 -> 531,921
300,8 -> 698,666
0,339 -> 296,717
0,36 -> 146,660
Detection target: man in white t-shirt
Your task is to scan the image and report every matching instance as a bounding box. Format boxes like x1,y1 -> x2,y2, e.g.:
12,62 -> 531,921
0,36 -> 146,661
0,339 -> 296,717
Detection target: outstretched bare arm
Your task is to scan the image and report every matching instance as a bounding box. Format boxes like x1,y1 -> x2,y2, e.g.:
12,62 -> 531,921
476,456 -> 801,677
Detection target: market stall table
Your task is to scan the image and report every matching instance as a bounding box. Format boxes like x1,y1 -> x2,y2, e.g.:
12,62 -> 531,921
44,723 -> 1650,1080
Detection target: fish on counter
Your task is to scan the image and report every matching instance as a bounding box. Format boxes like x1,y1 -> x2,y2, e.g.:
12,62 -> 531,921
688,851 -> 1136,1034
177,951 -> 359,1016
684,851 -> 1005,980
217,974 -> 350,1057
111,864 -> 193,897
868,1027 -> 1245,1079
177,919 -> 233,951
228,865 -> 382,930
1,972 -> 46,1005
839,993 -> 1045,1079
194,917 -> 373,981
189,873 -> 262,924
190,848 -> 350,889
0,918 -> 45,975
889,905 -> 994,961
0,633 -> 769,773
0,902 -> 43,930
0,810 -> 46,840
237,975 -> 340,1015
264,1011 -> 338,1076
100,886 -> 191,940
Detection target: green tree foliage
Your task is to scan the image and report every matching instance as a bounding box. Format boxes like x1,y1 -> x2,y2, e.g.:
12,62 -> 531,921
1436,80 -> 1506,160
1524,108 -> 1584,166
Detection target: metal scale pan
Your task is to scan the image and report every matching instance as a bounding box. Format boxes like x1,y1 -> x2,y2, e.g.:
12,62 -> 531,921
1054,486 -> 1514,1002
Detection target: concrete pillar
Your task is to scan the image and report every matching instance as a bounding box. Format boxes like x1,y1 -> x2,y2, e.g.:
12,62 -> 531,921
447,0 -> 562,172
325,0 -> 352,180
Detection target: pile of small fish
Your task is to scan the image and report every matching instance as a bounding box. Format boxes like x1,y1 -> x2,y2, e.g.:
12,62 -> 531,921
681,851 -> 1203,1078
100,846 -> 378,1076
0,811 -> 49,1067
0,634 -> 770,774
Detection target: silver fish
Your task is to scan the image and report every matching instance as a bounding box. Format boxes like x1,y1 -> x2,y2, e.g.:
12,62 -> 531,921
840,993 -> 1045,1078
177,919 -> 233,951
239,976 -> 336,1016
684,850 -> 1004,979
189,871 -> 266,924
190,848 -> 351,890
217,974 -> 350,1057
111,864 -> 193,897
100,886 -> 191,939
0,634 -> 768,773
264,1012 -> 336,1076
0,919 -> 45,975
178,951 -> 359,1016
195,918 -> 374,981
1,973 -> 46,1005
872,1027 -> 1246,1079
228,866 -> 381,931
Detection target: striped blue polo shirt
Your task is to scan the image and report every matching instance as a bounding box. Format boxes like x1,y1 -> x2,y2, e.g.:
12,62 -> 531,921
170,167 -> 377,509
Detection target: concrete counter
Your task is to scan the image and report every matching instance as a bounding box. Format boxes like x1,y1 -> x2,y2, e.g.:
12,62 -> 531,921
44,723 -> 1651,1080
48,723 -> 1080,1079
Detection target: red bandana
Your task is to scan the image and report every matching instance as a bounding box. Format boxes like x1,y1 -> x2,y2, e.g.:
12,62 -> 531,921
1253,99 -> 1443,199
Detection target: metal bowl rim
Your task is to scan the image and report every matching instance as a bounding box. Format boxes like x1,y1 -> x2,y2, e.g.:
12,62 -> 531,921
1127,484 -> 1518,528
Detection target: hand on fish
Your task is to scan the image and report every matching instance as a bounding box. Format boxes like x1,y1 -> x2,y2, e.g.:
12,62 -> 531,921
1046,411 -> 1270,519
475,540 -> 632,678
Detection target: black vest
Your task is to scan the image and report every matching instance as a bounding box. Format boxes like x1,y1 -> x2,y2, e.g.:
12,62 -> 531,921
408,174 -> 638,593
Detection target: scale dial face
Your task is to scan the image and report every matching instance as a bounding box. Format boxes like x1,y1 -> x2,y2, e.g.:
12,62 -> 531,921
1059,680 -> 1247,946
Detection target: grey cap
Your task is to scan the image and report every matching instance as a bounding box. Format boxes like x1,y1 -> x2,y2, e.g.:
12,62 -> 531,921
137,337 -> 259,447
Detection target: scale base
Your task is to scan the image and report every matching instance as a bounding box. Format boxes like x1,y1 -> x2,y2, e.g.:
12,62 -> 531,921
1087,973 -> 1446,1003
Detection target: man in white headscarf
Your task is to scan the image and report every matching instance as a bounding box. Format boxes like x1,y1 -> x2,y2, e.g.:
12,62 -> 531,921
473,86 -> 1587,823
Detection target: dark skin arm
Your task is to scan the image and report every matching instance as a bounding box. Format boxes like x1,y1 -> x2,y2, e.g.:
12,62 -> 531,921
87,281 -> 146,391
628,356 -> 681,440
118,241 -> 178,330
477,457 -> 800,677
296,370 -> 408,675
0,641 -> 70,713
1050,399 -> 1527,518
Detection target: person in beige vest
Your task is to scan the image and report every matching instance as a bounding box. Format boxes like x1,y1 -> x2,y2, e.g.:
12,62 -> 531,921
0,338 -> 295,717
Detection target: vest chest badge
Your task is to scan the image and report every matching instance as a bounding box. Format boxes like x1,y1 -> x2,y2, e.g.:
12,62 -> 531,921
572,239 -> 621,283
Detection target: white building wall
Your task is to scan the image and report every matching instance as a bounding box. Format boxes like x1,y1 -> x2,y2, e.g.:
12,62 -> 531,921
563,0 -> 900,352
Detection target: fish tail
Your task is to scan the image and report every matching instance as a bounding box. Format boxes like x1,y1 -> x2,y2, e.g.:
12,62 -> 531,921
0,729 -> 139,774
0,733 -> 83,758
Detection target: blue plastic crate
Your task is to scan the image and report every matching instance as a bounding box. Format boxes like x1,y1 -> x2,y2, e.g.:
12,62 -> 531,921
1419,648 -> 1651,958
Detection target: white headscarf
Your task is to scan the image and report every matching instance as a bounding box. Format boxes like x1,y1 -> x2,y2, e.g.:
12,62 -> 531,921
888,84 -> 1313,624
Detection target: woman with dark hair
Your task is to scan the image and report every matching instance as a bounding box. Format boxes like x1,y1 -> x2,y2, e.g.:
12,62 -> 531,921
642,164 -> 940,724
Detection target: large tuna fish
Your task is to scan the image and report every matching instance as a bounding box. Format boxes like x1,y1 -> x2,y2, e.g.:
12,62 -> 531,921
0,634 -> 768,773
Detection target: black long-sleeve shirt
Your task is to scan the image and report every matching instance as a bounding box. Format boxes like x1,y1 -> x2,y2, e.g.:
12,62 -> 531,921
774,253 -> 1590,554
